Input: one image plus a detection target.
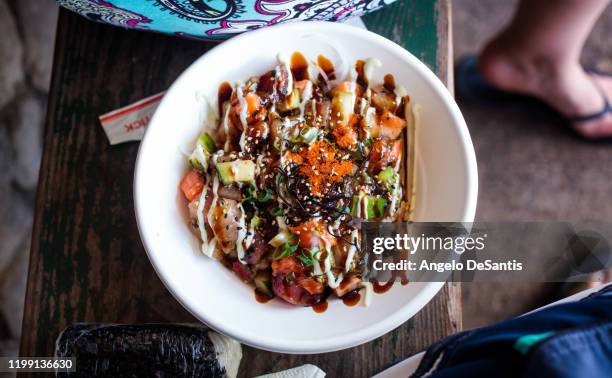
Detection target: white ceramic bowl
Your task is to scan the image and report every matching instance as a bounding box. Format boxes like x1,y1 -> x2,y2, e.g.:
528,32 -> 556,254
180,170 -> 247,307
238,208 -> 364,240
134,21 -> 477,354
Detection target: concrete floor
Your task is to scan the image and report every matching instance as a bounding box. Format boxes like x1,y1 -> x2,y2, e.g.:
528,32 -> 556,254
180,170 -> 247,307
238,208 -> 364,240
0,0 -> 57,360
454,0 -> 612,328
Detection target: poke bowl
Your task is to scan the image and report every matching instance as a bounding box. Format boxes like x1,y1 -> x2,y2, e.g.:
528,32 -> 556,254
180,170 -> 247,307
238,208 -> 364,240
134,21 -> 477,354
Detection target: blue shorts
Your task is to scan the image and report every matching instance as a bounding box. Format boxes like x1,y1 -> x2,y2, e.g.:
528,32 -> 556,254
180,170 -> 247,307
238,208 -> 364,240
412,285 -> 612,378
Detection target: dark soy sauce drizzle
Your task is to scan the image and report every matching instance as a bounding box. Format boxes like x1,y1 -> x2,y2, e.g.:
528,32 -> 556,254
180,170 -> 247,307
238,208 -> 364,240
317,54 -> 336,82
395,270 -> 410,286
342,290 -> 361,307
217,81 -> 233,116
355,60 -> 367,87
383,73 -> 396,91
254,289 -> 273,303
290,52 -> 309,82
372,279 -> 394,294
312,300 -> 328,313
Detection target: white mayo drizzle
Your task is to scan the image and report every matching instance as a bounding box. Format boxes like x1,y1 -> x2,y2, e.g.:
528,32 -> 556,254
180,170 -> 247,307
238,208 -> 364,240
203,237 -> 218,258
279,118 -> 296,170
363,58 -> 382,87
312,251 -> 323,276
315,64 -> 331,89
323,239 -> 344,289
222,102 -> 231,152
354,191 -> 365,218
361,106 -> 376,140
205,174 -> 221,258
394,84 -> 408,112
194,142 -> 208,171
207,155 -> 221,230
360,282 -> 373,307
336,83 -> 357,126
235,82 -> 248,129
196,174 -> 213,258
298,81 -> 313,119
344,228 -> 359,273
244,219 -> 256,256
358,98 -> 368,116
276,53 -> 293,94
235,82 -> 249,152
347,65 -> 358,83
276,215 -> 288,232
387,180 -> 403,218
235,202 -> 251,264
254,154 -> 265,189
239,126 -> 247,152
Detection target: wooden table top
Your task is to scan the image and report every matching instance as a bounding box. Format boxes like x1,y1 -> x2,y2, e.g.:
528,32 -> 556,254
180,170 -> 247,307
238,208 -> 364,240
20,1 -> 460,376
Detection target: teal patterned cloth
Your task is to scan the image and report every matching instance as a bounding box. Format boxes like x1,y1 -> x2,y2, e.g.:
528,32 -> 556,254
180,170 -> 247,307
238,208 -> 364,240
57,0 -> 394,40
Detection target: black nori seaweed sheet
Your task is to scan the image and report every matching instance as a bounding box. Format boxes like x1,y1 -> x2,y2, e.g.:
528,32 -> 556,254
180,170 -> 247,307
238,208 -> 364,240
55,324 -> 226,377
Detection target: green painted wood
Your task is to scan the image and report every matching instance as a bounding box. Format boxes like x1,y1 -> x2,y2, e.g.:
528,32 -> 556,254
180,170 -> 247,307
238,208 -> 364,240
364,0 -> 440,73
21,2 -> 457,377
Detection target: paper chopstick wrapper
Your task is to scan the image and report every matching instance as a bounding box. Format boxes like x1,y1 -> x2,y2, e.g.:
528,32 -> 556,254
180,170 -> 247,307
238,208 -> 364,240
255,364 -> 326,378
99,92 -> 165,145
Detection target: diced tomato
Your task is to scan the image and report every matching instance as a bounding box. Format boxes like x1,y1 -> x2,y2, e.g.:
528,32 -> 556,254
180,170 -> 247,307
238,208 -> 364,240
291,219 -> 336,249
231,261 -> 252,282
180,169 -> 205,201
297,277 -> 324,295
271,256 -> 305,277
379,111 -> 407,140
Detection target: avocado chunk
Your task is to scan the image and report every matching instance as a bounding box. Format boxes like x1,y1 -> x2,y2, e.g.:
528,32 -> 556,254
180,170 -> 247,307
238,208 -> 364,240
278,89 -> 300,112
365,196 -> 388,219
216,160 -> 255,186
350,194 -> 387,219
198,132 -> 216,153
377,166 -> 399,190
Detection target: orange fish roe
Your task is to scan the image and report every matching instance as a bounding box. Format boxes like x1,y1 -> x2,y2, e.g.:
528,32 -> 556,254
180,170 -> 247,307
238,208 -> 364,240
332,114 -> 359,149
284,151 -> 303,165
298,140 -> 355,195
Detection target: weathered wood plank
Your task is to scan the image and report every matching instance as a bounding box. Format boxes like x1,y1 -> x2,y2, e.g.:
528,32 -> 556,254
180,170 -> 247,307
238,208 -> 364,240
21,2 -> 457,376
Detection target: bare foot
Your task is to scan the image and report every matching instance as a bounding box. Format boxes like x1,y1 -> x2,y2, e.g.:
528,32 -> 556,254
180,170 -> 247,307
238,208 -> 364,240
478,38 -> 612,139
559,268 -> 612,299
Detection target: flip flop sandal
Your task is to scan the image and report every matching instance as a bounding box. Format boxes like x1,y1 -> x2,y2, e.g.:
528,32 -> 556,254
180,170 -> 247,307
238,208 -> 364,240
455,56 -> 612,142
554,247 -> 612,301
